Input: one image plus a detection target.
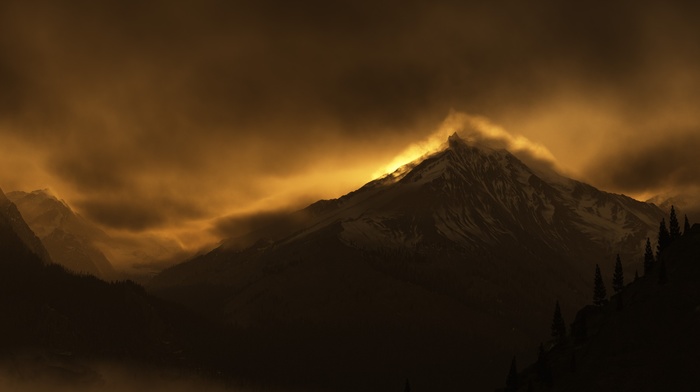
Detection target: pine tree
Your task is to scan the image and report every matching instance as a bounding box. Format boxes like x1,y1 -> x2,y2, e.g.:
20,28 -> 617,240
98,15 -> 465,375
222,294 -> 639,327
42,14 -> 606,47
593,264 -> 607,306
684,214 -> 691,235
613,254 -> 624,293
657,219 -> 670,259
551,300 -> 566,343
573,313 -> 588,343
616,291 -> 624,310
537,343 -> 546,373
634,270 -> 639,281
536,343 -> 553,386
658,259 -> 667,285
506,357 -> 518,392
643,238 -> 655,275
669,206 -> 681,241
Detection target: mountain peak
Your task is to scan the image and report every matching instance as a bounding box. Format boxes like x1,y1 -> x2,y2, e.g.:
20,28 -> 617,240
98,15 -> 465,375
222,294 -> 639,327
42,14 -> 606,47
447,131 -> 463,143
445,131 -> 504,157
0,190 -> 53,265
7,189 -> 116,278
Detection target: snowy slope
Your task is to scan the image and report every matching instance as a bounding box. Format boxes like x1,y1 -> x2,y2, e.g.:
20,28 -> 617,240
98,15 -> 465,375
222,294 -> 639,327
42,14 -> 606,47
148,133 -> 666,391
287,133 -> 662,260
153,133 -> 664,293
7,190 -> 116,279
0,188 -> 52,265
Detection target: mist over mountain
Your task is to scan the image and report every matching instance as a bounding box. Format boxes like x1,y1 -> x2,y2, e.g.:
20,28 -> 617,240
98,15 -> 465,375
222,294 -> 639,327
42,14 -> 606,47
3,1 -> 700,389
7,190 -> 116,279
0,188 -> 52,264
5,189 -> 197,280
149,133 -> 665,390
645,193 -> 700,226
0,189 -> 244,391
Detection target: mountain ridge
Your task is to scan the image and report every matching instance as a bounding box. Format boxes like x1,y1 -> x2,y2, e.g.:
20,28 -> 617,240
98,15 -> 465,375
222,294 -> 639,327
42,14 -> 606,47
7,189 -> 116,279
148,133 -> 665,391
234,133 -> 662,259
0,187 -> 52,265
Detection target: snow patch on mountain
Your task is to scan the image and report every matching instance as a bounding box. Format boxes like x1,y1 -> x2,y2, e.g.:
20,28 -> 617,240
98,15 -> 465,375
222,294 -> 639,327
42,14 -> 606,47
297,133 -> 664,258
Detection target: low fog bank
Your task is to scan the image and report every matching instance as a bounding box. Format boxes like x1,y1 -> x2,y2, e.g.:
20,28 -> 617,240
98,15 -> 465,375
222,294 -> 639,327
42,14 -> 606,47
0,355 -> 283,392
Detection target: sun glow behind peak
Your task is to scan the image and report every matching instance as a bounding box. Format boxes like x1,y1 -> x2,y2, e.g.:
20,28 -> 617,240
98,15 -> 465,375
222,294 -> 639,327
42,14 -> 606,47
372,111 -> 561,179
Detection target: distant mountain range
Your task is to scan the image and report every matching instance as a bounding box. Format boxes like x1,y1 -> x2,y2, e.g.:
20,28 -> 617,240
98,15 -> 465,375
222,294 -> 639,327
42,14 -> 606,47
149,133 -> 666,391
0,187 -> 52,264
7,189 -> 116,280
0,187 -> 236,390
5,189 -> 194,281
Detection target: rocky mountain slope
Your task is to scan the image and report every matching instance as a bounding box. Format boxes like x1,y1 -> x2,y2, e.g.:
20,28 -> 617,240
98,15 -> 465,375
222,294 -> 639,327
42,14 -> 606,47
149,133 -> 665,391
0,188 -> 52,265
7,189 -> 116,279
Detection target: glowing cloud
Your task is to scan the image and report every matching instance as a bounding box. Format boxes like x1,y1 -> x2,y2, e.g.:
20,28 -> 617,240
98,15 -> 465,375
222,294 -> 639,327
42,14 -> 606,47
373,111 -> 561,178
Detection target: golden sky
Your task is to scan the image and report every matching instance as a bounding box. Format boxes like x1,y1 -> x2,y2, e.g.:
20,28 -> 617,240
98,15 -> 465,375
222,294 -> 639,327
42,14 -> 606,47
2,1 -> 700,264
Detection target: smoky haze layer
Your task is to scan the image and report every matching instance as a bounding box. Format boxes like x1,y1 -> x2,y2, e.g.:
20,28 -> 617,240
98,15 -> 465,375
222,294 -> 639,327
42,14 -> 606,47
587,133 -> 700,220
0,360 -> 251,392
2,0 -> 700,259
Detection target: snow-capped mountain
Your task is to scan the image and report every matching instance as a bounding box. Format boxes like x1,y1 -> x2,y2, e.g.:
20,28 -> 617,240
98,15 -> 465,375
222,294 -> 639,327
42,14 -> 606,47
0,187 -> 52,265
296,133 -> 661,258
7,189 -> 116,279
148,133 -> 665,390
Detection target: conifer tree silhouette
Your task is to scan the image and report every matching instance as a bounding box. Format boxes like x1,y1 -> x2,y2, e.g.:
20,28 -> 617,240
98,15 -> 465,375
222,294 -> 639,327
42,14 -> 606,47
536,343 -> 546,377
658,259 -> 667,285
616,291 -> 624,310
669,206 -> 681,241
657,219 -> 670,259
593,264 -> 607,306
574,312 -> 588,342
613,254 -> 624,293
536,343 -> 553,385
643,238 -> 655,275
506,357 -> 518,392
684,214 -> 691,235
551,300 -> 566,343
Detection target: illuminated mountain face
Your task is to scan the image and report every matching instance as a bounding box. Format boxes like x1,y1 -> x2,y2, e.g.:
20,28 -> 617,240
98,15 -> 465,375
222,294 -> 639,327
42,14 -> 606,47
0,187 -> 52,265
7,189 -> 116,279
149,133 -> 665,390
299,133 -> 662,255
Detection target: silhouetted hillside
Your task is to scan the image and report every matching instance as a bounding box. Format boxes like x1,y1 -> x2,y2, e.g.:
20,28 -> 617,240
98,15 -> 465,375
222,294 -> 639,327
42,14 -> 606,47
0,192 -> 241,390
503,224 -> 700,391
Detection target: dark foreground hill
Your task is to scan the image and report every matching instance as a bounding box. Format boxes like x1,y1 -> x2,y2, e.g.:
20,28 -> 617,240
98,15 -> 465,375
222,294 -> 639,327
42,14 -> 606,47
504,224 -> 700,391
0,189 -> 242,391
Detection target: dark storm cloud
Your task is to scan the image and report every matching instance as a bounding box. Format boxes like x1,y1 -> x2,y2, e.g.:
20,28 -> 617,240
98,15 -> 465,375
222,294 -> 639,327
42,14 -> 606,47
1,0 -> 700,244
213,208 -> 311,248
587,132 -> 700,194
77,193 -> 208,231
